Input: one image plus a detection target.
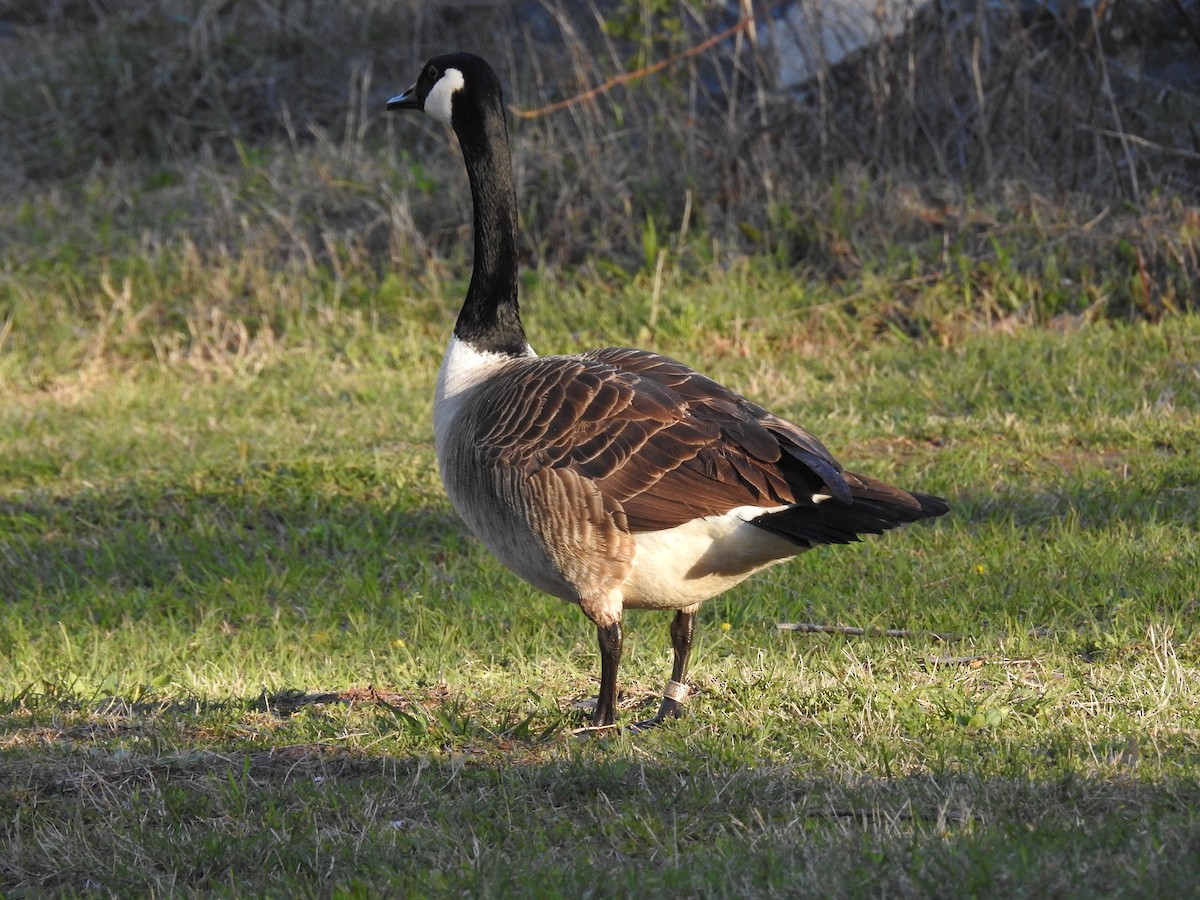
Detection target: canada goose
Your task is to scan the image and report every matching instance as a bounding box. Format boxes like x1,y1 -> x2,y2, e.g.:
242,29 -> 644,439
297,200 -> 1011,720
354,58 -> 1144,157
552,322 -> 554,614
388,53 -> 949,729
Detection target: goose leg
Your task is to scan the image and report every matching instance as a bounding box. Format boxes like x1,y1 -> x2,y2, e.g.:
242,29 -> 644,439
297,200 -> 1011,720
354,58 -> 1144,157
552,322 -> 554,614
635,608 -> 696,729
593,621 -> 623,726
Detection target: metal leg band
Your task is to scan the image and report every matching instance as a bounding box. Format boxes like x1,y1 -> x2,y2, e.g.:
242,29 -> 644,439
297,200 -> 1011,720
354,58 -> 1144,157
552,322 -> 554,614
662,679 -> 690,704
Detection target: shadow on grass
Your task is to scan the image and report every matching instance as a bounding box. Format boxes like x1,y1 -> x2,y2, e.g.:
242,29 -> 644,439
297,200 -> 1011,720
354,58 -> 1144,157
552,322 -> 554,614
1,737 -> 1198,895
2,455 -> 1197,891
0,472 -> 470,604
3,450 -> 1197,605
953,466 -> 1200,530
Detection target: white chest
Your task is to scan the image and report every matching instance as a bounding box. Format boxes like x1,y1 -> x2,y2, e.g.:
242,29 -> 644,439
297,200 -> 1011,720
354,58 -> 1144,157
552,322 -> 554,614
433,335 -> 534,461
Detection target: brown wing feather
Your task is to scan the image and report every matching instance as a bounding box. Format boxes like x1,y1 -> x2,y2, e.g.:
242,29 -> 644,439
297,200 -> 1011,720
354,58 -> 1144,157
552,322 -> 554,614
470,348 -> 854,533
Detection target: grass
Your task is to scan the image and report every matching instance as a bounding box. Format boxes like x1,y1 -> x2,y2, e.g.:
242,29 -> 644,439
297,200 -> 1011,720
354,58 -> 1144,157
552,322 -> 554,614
3,1 -> 1200,894
3,265 -> 1199,893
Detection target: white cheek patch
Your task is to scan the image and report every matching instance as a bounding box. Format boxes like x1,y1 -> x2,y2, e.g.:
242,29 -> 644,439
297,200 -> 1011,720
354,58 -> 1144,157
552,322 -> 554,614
424,67 -> 465,125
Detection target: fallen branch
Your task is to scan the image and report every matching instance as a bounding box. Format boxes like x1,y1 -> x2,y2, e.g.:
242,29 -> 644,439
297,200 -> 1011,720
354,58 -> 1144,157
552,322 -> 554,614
777,622 -> 967,642
1080,124 -> 1200,163
510,15 -> 757,120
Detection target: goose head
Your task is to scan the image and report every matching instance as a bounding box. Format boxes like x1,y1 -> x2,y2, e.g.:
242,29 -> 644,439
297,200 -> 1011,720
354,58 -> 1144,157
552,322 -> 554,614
387,53 -> 526,358
387,53 -> 501,128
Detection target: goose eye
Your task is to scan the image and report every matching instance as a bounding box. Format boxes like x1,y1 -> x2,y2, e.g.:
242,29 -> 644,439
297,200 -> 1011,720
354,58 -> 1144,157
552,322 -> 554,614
426,65 -> 439,81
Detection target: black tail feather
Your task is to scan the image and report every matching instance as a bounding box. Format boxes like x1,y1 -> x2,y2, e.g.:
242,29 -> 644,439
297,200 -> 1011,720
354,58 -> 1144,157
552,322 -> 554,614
751,471 -> 949,549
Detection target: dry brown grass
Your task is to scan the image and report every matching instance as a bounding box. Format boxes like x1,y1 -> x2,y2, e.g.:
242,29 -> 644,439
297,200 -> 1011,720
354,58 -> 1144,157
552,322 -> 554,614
1,0 -> 1196,351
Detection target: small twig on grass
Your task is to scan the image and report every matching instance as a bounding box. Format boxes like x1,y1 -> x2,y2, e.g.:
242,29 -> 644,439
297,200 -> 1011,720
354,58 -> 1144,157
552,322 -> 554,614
920,655 -> 988,666
811,807 -> 971,825
922,656 -> 1045,669
777,622 -> 967,642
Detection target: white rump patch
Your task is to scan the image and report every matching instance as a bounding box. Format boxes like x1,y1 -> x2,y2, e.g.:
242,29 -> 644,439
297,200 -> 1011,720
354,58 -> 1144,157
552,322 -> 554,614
425,67 -> 465,125
623,504 -> 800,608
724,503 -> 792,522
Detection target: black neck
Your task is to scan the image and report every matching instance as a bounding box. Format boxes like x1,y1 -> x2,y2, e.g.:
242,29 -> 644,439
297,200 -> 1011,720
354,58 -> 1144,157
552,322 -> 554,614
453,103 -> 527,356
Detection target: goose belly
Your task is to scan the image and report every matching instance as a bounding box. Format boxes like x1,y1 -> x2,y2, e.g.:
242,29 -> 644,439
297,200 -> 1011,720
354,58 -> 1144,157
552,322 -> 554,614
439,464 -> 584,604
623,507 -> 806,609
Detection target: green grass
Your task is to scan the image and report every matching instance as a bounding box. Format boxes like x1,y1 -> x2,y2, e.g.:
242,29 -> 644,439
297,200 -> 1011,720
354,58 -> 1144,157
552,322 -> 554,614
3,255 -> 1199,894
4,5 -> 1199,892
